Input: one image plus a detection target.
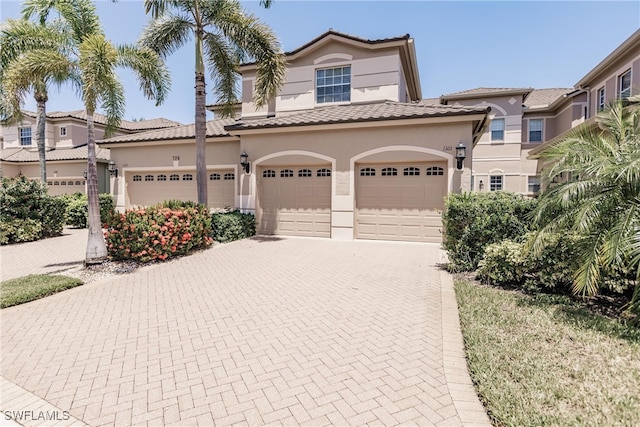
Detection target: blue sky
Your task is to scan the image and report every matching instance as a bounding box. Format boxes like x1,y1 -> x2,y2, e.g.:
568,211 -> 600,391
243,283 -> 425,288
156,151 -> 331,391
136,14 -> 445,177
2,1 -> 639,125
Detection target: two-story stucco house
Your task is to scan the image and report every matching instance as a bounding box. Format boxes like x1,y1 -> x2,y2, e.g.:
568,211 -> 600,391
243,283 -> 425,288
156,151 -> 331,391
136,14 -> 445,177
440,29 -> 640,195
99,30 -> 490,243
0,111 -> 181,195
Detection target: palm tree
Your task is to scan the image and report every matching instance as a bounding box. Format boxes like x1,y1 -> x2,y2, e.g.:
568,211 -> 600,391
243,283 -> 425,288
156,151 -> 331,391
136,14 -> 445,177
6,0 -> 171,264
141,0 -> 286,206
529,97 -> 640,312
0,19 -> 72,183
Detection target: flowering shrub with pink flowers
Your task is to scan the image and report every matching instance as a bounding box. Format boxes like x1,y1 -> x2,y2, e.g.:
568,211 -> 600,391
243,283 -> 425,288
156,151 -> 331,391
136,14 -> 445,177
104,204 -> 213,262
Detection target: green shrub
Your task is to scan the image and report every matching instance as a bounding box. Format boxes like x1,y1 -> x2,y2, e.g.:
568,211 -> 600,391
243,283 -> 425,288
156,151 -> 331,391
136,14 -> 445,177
476,240 -> 527,287
211,210 -> 256,243
0,176 -> 48,221
62,193 -> 115,228
160,199 -> 199,209
0,177 -> 66,243
442,192 -> 537,271
104,205 -> 213,262
0,219 -> 43,244
40,197 -> 67,236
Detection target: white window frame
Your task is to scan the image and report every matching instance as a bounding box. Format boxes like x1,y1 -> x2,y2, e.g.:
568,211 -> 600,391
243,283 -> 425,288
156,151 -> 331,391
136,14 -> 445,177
528,175 -> 541,194
315,65 -> 351,104
529,118 -> 544,143
490,118 -> 504,141
597,87 -> 605,111
489,175 -> 503,191
619,69 -> 631,99
19,127 -> 32,146
59,127 -> 67,137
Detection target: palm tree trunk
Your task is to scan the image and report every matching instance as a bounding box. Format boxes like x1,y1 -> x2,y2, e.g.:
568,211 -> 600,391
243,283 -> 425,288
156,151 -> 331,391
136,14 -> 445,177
195,70 -> 208,206
85,110 -> 108,264
34,93 -> 48,183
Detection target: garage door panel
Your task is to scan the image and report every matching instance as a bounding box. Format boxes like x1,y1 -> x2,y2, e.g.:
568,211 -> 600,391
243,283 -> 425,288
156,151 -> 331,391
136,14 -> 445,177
356,162 -> 446,243
126,170 -> 234,209
258,166 -> 331,237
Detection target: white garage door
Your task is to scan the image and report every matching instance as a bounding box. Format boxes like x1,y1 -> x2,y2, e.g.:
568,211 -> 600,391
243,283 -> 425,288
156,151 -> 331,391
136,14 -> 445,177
126,170 -> 235,208
356,162 -> 447,242
258,166 -> 331,237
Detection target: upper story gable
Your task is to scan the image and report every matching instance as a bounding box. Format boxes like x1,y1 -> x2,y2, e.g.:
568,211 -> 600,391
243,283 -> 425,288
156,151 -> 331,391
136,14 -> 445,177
439,87 -> 532,146
239,30 -> 422,118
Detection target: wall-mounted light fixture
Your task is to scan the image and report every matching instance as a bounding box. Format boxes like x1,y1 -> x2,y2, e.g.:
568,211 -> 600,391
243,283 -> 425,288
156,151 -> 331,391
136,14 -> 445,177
83,170 -> 87,179
108,160 -> 118,178
240,151 -> 251,174
455,141 -> 467,170
479,180 -> 484,190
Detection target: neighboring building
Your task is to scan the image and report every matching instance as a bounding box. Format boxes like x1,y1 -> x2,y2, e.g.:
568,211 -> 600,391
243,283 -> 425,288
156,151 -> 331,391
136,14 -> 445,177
100,30 -> 490,243
0,110 -> 181,195
439,29 -> 640,196
98,28 -> 640,243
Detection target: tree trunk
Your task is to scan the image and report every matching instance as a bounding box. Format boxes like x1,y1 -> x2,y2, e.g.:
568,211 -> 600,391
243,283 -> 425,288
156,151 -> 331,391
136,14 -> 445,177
195,70 -> 208,206
34,94 -> 48,183
85,110 -> 108,264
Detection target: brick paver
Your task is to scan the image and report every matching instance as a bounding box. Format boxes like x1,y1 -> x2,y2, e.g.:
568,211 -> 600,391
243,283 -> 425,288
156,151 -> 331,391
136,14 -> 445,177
0,236 -> 490,426
0,227 -> 88,281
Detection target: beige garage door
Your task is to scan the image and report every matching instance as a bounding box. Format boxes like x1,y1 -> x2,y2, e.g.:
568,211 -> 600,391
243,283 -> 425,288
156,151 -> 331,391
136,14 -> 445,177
126,170 -> 235,208
356,163 -> 447,242
258,166 -> 331,237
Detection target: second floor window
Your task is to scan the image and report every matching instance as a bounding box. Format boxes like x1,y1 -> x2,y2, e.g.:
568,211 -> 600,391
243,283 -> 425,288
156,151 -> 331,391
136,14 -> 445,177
529,119 -> 543,142
19,127 -> 32,146
490,118 -> 504,141
316,66 -> 351,104
59,127 -> 67,136
597,87 -> 605,111
619,69 -> 631,99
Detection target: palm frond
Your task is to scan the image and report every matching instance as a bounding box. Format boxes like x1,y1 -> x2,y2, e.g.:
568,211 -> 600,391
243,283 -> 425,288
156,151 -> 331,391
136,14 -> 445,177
202,32 -> 240,115
117,44 -> 171,106
138,13 -> 193,58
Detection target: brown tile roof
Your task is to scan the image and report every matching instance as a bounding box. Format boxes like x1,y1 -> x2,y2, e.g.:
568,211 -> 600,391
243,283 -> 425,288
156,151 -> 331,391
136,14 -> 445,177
98,118 -> 236,145
21,110 -> 182,131
441,87 -> 534,101
224,101 -> 489,131
285,29 -> 411,56
523,88 -> 572,109
417,98 -> 442,106
1,145 -> 110,162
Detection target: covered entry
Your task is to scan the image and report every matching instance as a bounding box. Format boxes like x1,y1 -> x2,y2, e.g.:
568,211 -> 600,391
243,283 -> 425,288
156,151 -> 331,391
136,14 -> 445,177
355,162 -> 447,242
257,166 -> 331,237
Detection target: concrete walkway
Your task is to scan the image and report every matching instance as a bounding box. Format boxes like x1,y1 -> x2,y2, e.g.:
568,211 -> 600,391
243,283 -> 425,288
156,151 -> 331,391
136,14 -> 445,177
0,235 -> 489,426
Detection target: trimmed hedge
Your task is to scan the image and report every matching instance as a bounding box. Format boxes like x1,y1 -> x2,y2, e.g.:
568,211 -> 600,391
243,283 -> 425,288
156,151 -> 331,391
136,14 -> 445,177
59,192 -> 115,228
0,176 -> 66,244
211,210 -> 256,243
104,204 -> 213,262
442,192 -> 537,272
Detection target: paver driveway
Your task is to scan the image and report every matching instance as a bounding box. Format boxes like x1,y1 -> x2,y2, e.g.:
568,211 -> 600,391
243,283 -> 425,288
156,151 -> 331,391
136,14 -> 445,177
1,236 -> 489,426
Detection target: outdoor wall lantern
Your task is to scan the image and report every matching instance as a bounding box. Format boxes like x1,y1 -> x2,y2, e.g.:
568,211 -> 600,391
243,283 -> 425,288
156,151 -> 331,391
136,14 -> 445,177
240,151 -> 251,174
479,180 -> 484,190
455,141 -> 467,170
108,160 -> 118,178
83,170 -> 87,179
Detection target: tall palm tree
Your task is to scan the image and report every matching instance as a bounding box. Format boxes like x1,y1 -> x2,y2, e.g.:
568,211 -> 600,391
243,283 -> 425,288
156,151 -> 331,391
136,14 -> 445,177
529,97 -> 640,312
0,19 -> 72,183
141,0 -> 286,206
6,0 -> 171,264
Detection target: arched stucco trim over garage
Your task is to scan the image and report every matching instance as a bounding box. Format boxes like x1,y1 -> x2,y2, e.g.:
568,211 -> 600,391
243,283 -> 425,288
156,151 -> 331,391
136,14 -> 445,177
243,150 -> 337,212
349,145 -> 455,197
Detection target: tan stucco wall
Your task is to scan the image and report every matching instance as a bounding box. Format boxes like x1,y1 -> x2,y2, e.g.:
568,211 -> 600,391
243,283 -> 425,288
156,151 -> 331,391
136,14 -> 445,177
0,161 -> 109,195
242,42 -> 405,117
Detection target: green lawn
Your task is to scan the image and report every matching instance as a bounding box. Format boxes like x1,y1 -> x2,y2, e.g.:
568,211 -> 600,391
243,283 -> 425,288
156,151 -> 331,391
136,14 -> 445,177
1,274 -> 83,308
455,278 -> 640,427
